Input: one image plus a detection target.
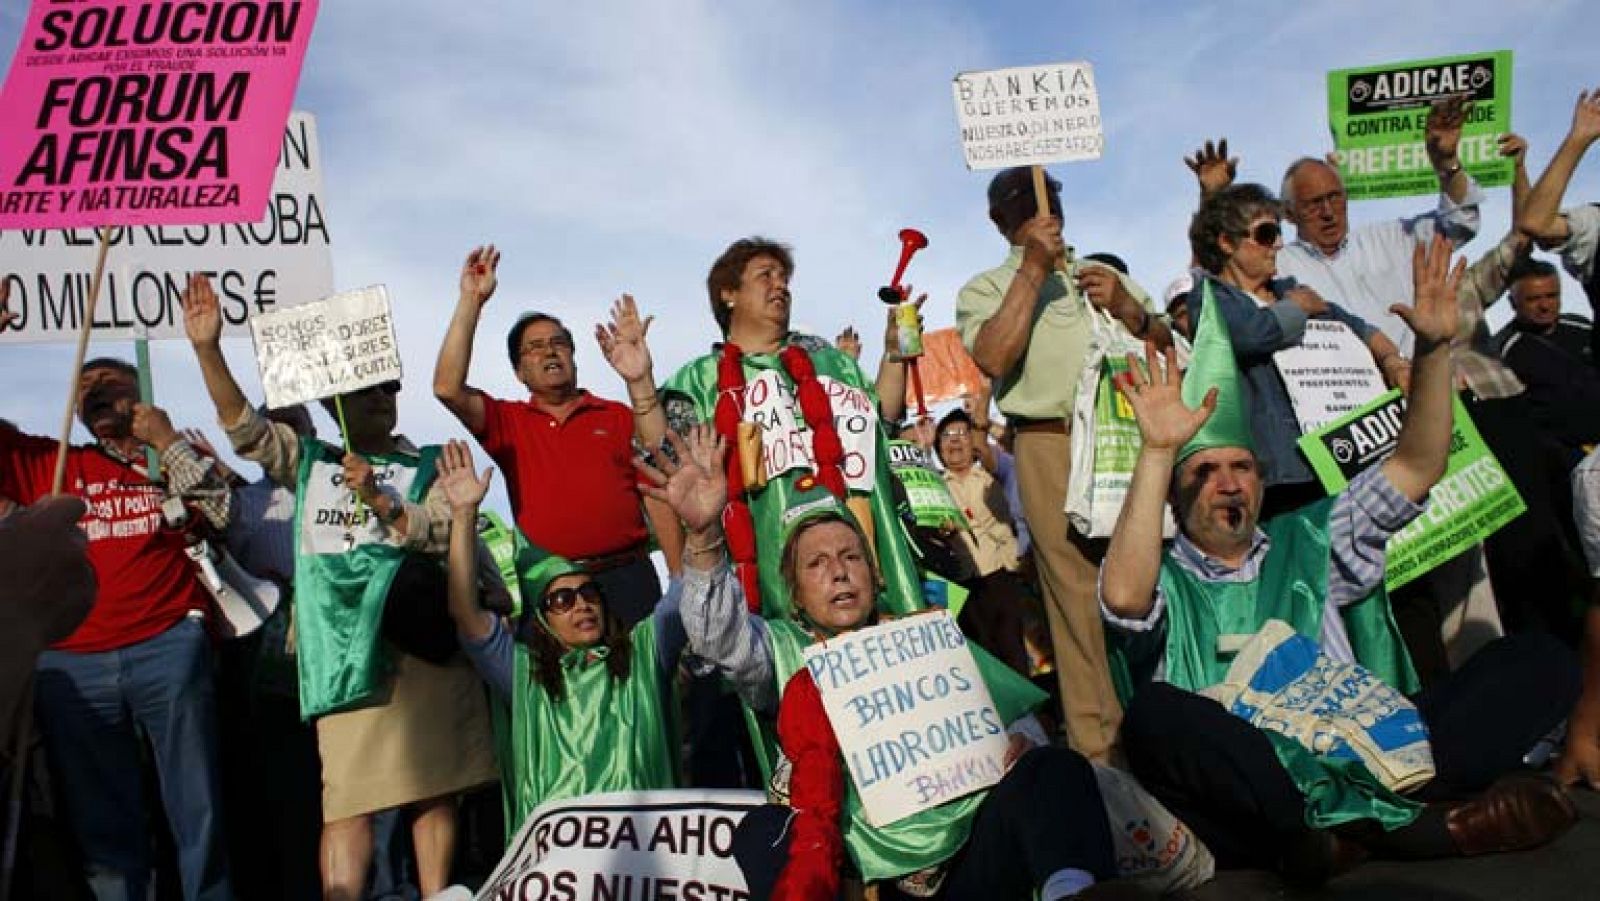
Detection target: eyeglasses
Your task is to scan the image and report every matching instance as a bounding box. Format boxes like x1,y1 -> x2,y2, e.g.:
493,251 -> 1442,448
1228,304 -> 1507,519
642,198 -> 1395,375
1297,190 -> 1345,215
542,581 -> 603,615
939,427 -> 971,440
519,336 -> 574,356
1246,221 -> 1282,247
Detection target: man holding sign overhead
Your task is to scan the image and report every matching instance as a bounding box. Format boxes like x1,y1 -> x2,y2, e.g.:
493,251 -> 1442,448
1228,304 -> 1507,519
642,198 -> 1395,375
957,166 -> 1168,762
182,275 -> 497,901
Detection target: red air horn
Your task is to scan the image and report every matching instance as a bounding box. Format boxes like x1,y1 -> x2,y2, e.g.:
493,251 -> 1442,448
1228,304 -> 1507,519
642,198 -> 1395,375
877,228 -> 931,419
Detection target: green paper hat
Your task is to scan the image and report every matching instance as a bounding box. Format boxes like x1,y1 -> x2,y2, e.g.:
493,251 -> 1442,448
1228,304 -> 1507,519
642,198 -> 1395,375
512,537 -> 584,631
1177,279 -> 1254,463
778,479 -> 859,552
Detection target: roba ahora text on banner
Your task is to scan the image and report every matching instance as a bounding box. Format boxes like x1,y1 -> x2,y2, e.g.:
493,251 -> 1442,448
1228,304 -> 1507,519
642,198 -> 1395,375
0,0 -> 321,229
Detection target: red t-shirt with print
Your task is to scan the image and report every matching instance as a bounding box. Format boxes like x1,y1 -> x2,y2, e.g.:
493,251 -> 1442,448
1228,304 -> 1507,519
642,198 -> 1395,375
0,426 -> 207,652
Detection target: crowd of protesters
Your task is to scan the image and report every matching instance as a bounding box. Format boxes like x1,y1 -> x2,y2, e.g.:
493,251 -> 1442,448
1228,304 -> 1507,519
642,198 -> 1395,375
4,85 -> 1600,901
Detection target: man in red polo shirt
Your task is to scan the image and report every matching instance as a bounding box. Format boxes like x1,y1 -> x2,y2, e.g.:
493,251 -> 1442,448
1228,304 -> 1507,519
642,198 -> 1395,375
433,245 -> 682,625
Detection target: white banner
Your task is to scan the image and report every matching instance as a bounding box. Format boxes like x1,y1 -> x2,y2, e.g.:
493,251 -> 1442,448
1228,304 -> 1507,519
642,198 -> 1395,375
251,285 -> 400,408
952,62 -> 1104,170
803,611 -> 1007,827
0,112 -> 333,344
1272,319 -> 1386,433
475,790 -> 765,901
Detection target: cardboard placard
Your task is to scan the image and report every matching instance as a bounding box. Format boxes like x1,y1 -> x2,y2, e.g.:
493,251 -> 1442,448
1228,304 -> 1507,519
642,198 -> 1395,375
476,790 -> 765,901
250,285 -> 400,408
804,611 -> 1007,826
1327,51 -> 1513,200
1271,320 -> 1387,433
952,61 -> 1103,170
0,112 -> 332,344
0,0 -> 320,229
742,370 -> 878,492
1297,390 -> 1525,589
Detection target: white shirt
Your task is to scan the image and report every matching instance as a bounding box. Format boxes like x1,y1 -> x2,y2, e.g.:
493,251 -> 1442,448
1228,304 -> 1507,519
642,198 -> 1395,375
1276,180 -> 1484,358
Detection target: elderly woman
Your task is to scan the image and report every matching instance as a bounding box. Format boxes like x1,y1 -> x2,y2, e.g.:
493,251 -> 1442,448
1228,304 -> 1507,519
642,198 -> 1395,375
1185,183 -> 1405,515
439,441 -> 706,830
653,426 -> 1117,900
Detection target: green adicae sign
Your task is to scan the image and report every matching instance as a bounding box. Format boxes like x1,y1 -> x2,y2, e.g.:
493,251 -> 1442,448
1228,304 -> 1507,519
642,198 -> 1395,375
1327,50 -> 1513,200
887,439 -> 969,530
1297,390 -> 1524,590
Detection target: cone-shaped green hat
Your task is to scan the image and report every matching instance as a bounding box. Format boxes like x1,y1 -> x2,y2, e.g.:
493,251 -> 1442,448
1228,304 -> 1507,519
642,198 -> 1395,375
512,534 -> 584,631
1178,279 -> 1254,463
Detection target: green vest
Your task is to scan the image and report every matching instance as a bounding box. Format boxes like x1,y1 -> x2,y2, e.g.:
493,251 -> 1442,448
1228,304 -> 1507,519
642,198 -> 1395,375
663,342 -> 922,620
766,619 -> 1047,882
507,618 -> 679,831
291,438 -> 438,719
1128,498 -> 1422,830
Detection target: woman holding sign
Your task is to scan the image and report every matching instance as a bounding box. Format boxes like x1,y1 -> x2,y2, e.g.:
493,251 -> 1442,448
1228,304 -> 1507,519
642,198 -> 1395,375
1182,183 -> 1406,516
439,440 -> 705,831
652,426 -> 1128,900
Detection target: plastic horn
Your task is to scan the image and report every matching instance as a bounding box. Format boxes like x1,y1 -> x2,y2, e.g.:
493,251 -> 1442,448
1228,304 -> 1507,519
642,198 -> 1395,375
877,228 -> 930,304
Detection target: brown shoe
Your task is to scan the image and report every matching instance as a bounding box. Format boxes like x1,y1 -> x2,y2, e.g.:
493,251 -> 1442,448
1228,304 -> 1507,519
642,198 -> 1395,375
1445,772 -> 1578,856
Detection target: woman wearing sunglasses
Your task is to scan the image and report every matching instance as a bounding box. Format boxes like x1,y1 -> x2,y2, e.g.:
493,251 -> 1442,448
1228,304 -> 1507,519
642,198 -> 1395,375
1183,183 -> 1406,516
440,440 -> 695,831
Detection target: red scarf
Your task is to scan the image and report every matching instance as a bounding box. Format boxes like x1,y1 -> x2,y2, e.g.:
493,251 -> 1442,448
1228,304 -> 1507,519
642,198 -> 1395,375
714,342 -> 848,613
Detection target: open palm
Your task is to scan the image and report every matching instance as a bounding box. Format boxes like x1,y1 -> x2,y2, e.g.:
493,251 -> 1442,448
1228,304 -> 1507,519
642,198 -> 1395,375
438,440 -> 493,512
1116,344 -> 1217,452
596,293 -> 655,382
1389,235 -> 1463,349
637,425 -> 727,534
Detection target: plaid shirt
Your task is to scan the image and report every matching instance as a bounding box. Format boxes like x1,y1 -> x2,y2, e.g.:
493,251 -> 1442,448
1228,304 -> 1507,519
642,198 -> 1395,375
1452,233 -> 1527,400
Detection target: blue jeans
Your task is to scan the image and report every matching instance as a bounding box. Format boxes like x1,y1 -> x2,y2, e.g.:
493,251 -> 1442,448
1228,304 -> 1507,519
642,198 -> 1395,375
35,615 -> 231,901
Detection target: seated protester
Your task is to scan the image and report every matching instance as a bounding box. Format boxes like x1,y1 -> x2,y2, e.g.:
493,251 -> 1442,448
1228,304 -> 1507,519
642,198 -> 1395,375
934,407 -> 1037,677
1101,238 -> 1580,884
651,426 -> 1118,900
182,275 -> 497,901
1184,183 -> 1407,516
439,440 -> 700,829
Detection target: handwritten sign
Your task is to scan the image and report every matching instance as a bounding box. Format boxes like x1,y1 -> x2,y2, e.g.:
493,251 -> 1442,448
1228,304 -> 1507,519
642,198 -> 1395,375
0,0 -> 320,229
743,370 -> 877,491
952,61 -> 1103,170
251,286 -> 400,408
476,790 -> 765,901
1272,320 -> 1386,433
0,112 -> 331,344
804,611 -> 1007,826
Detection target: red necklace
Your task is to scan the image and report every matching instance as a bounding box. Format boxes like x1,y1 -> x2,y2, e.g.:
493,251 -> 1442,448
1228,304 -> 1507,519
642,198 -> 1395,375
715,341 -> 848,613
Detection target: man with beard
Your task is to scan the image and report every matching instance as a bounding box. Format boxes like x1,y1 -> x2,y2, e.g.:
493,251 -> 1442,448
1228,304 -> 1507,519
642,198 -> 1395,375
0,326 -> 235,899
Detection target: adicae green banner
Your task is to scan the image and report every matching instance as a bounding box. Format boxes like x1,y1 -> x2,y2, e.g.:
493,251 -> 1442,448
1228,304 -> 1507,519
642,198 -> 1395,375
1327,50 -> 1513,201
887,440 -> 969,530
1297,390 -> 1524,589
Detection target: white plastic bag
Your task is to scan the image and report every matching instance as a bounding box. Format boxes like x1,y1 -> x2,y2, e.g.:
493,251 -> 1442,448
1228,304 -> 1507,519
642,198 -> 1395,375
1093,763 -> 1216,892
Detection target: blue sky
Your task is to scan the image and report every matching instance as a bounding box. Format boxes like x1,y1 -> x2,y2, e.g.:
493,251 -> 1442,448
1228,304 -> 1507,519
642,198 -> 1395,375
2,0 -> 1597,516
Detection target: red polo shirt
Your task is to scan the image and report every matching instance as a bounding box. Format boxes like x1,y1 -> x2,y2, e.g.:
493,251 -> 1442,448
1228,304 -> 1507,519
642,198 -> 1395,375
474,390 -> 649,560
0,426 -> 208,653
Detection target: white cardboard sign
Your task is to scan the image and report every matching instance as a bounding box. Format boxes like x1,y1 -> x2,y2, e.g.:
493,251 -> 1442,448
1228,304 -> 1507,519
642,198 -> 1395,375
803,611 -> 1007,827
251,285 -> 400,408
1272,319 -> 1386,433
475,790 -> 765,901
0,112 -> 333,344
952,62 -> 1104,170
742,370 -> 878,491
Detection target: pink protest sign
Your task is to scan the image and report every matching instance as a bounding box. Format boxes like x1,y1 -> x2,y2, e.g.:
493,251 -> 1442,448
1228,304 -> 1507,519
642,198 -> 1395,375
0,0 -> 320,229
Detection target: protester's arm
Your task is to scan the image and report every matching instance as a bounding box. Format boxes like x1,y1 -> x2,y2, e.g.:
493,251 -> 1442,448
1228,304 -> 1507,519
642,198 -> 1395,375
1100,345 -> 1218,620
968,216 -> 1062,379
1519,90 -> 1600,247
967,380 -> 998,473
874,296 -> 922,426
1078,263 -> 1173,350
432,246 -> 497,435
1196,280 -> 1307,359
596,294 -> 669,451
644,494 -> 684,577
183,273 -> 252,433
440,441 -> 496,644
1381,237 -> 1465,503
148,422 -> 233,530
1427,94 -> 1474,207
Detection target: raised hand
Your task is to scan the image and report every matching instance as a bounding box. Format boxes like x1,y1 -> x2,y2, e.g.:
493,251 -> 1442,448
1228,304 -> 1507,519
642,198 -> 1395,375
459,245 -> 500,307
1390,235 -> 1464,350
1425,94 -> 1471,165
1115,343 -> 1217,453
1184,137 -> 1238,197
182,272 -> 222,346
0,278 -> 16,331
1498,132 -> 1529,167
834,325 -> 862,361
635,425 -> 727,535
594,293 -> 655,383
1568,87 -> 1600,147
437,439 -> 494,512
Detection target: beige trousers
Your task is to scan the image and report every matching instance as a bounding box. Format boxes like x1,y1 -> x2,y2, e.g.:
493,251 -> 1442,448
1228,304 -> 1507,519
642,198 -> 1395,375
1015,428 -> 1122,761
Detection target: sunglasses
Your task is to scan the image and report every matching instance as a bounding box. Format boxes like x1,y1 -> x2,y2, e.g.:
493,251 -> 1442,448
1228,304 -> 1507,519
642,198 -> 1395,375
542,581 -> 603,615
1246,221 -> 1282,246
